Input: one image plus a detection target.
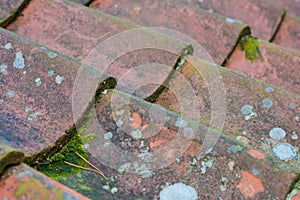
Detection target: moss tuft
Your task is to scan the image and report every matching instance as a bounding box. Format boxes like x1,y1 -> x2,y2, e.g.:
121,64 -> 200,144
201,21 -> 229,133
37,131 -> 89,181
240,36 -> 263,62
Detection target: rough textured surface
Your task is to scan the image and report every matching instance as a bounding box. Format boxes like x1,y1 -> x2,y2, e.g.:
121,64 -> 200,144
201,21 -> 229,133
0,143 -> 24,174
273,14 -> 300,52
155,56 -> 300,171
270,0 -> 300,16
0,0 -> 27,27
53,89 -> 298,199
0,163 -> 89,200
226,40 -> 300,94
0,28 -> 82,158
7,0 -> 191,99
90,0 -> 249,65
173,0 -> 284,40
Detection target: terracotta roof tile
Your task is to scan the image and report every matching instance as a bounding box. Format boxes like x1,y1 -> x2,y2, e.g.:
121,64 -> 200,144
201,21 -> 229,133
226,39 -> 300,94
269,0 -> 300,16
0,163 -> 89,200
273,14 -> 300,51
90,0 -> 249,65
173,0 -> 284,40
7,0 -> 192,99
0,0 -> 28,27
66,88 -> 298,199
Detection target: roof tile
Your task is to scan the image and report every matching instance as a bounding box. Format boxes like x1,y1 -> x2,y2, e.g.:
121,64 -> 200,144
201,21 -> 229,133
173,0 -> 284,40
7,0 -> 191,99
0,163 -> 89,200
269,0 -> 300,16
226,39 -> 300,94
0,0 -> 27,27
273,14 -> 300,51
90,0 -> 249,65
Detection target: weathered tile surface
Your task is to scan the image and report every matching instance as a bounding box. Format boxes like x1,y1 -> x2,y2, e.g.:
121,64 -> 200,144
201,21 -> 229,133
273,14 -> 300,52
155,56 -> 300,171
226,39 -> 300,94
0,0 -> 27,27
90,0 -> 249,65
270,0 -> 300,16
8,0 -> 192,99
56,89 -> 298,199
173,0 -> 284,40
0,163 -> 89,200
0,28 -> 84,158
0,143 -> 24,174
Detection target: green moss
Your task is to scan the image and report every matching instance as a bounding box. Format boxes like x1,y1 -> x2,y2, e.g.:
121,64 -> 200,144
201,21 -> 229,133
37,131 -> 89,181
240,35 -> 263,62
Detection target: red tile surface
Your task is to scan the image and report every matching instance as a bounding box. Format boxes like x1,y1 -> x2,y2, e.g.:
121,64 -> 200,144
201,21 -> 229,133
173,0 -> 284,40
90,0 -> 249,65
273,14 -> 300,52
226,40 -> 300,94
70,89 -> 298,199
7,0 -> 192,99
269,0 -> 300,16
154,56 -> 300,168
0,28 -> 84,158
0,0 -> 27,27
0,164 -> 89,200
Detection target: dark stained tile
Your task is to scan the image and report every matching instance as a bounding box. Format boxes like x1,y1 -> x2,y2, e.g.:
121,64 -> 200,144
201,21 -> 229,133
173,0 -> 284,40
0,143 -> 24,174
226,39 -> 300,94
0,28 -> 89,159
7,0 -> 192,99
273,14 -> 300,52
90,0 -> 249,65
0,163 -> 89,200
0,0 -> 28,27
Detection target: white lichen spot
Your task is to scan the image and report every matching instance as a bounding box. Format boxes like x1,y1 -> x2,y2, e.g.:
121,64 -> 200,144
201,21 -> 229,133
13,51 -> 25,69
265,87 -> 274,93
159,183 -> 198,200
290,103 -> 297,110
104,132 -> 113,140
183,127 -> 195,140
111,187 -> 118,194
269,127 -> 286,140
6,91 -> 15,97
116,110 -> 125,116
200,159 -> 214,174
295,116 -> 300,122
27,112 -> 41,123
101,89 -> 108,94
241,105 -> 253,115
0,99 -> 4,105
55,75 -> 64,84
262,98 -> 273,108
48,52 -> 58,59
175,118 -> 188,128
272,143 -> 297,161
4,43 -> 12,50
291,132 -> 298,140
131,129 -> 142,139
35,78 -> 42,87
0,64 -> 8,75
219,185 -> 227,192
102,185 -> 110,191
40,46 -> 47,50
47,70 -> 55,77
116,120 -> 123,127
228,161 -> 235,171
245,112 -> 257,121
24,106 -> 30,113
226,17 -> 242,24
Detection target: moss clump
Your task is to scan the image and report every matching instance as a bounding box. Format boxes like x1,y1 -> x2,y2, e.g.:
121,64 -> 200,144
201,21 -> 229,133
37,131 -> 90,181
240,35 -> 263,62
